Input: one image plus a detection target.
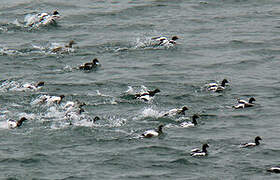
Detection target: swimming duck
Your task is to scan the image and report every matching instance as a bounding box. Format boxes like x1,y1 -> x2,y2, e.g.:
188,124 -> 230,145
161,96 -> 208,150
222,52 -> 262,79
207,79 -> 229,92
28,10 -> 60,27
64,100 -> 86,114
49,95 -> 65,104
233,97 -> 256,109
191,144 -> 209,157
240,136 -> 262,148
152,36 -> 179,47
38,10 -> 60,26
79,58 -> 100,70
163,106 -> 188,117
51,40 -> 76,53
267,167 -> 280,173
7,117 -> 27,129
22,81 -> 44,90
64,100 -> 86,109
40,95 -> 65,105
93,116 -> 100,122
142,124 -> 164,138
135,88 -> 160,102
180,114 -> 199,128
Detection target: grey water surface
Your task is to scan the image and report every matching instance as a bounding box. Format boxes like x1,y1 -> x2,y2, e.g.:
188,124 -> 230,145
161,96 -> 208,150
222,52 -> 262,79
0,0 -> 280,179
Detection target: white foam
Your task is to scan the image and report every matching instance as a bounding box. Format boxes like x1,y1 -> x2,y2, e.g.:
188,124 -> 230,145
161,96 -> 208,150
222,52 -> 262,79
0,81 -> 43,92
141,107 -> 162,118
125,86 -> 134,94
0,121 -> 9,129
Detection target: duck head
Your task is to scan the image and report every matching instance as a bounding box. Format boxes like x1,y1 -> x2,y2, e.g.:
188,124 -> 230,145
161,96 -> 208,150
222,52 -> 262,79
153,88 -> 161,94
221,79 -> 229,87
202,143 -> 209,152
249,97 -> 256,103
157,124 -> 164,133
255,136 -> 262,145
20,117 -> 27,122
36,81 -> 45,87
53,10 -> 60,16
181,106 -> 188,112
67,40 -> 76,48
171,36 -> 179,41
92,58 -> 100,65
192,114 -> 199,125
93,116 -> 100,122
17,117 -> 28,127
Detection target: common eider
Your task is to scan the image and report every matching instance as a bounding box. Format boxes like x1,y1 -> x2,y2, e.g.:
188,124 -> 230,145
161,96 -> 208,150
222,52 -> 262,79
207,79 -> 229,92
233,97 -> 256,109
22,81 -> 44,90
7,117 -> 27,129
152,36 -> 179,47
38,10 -> 60,26
28,10 -> 60,28
64,100 -> 86,109
64,100 -> 86,114
240,136 -> 262,148
191,143 -> 209,157
79,58 -> 100,70
267,167 -> 280,173
180,114 -> 199,128
51,40 -> 76,53
93,116 -> 100,122
135,88 -> 160,102
40,94 -> 65,105
163,106 -> 188,117
142,124 -> 164,138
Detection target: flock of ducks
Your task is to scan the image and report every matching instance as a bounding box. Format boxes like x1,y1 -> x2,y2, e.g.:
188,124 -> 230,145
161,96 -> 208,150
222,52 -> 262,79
135,80 -> 279,172
6,57 -> 102,128
5,10 -> 278,174
6,63 -> 276,173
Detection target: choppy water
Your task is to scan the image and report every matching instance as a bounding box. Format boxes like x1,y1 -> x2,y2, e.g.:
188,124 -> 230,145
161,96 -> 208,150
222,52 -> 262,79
1,0 -> 280,179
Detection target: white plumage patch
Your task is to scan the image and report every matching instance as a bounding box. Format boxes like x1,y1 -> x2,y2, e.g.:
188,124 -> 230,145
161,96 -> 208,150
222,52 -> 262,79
7,120 -> 17,129
138,94 -> 153,102
164,108 -> 180,116
142,130 -> 159,137
233,103 -> 245,109
180,122 -> 195,128
267,167 -> 280,173
241,142 -> 256,148
191,152 -> 207,157
207,82 -> 218,88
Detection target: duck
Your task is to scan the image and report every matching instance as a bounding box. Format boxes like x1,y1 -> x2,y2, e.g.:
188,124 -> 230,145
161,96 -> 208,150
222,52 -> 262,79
28,10 -> 60,28
163,106 -> 188,117
207,79 -> 229,92
190,144 -> 209,157
92,116 -> 100,122
152,36 -> 179,47
38,10 -> 60,26
64,100 -> 86,114
48,95 -> 65,104
40,94 -> 65,105
142,124 -> 164,138
64,100 -> 86,109
240,136 -> 262,148
233,97 -> 256,109
135,88 -> 160,102
267,167 -> 280,173
79,58 -> 101,70
51,40 -> 76,53
22,81 -> 44,90
180,114 -> 199,128
7,117 -> 27,129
